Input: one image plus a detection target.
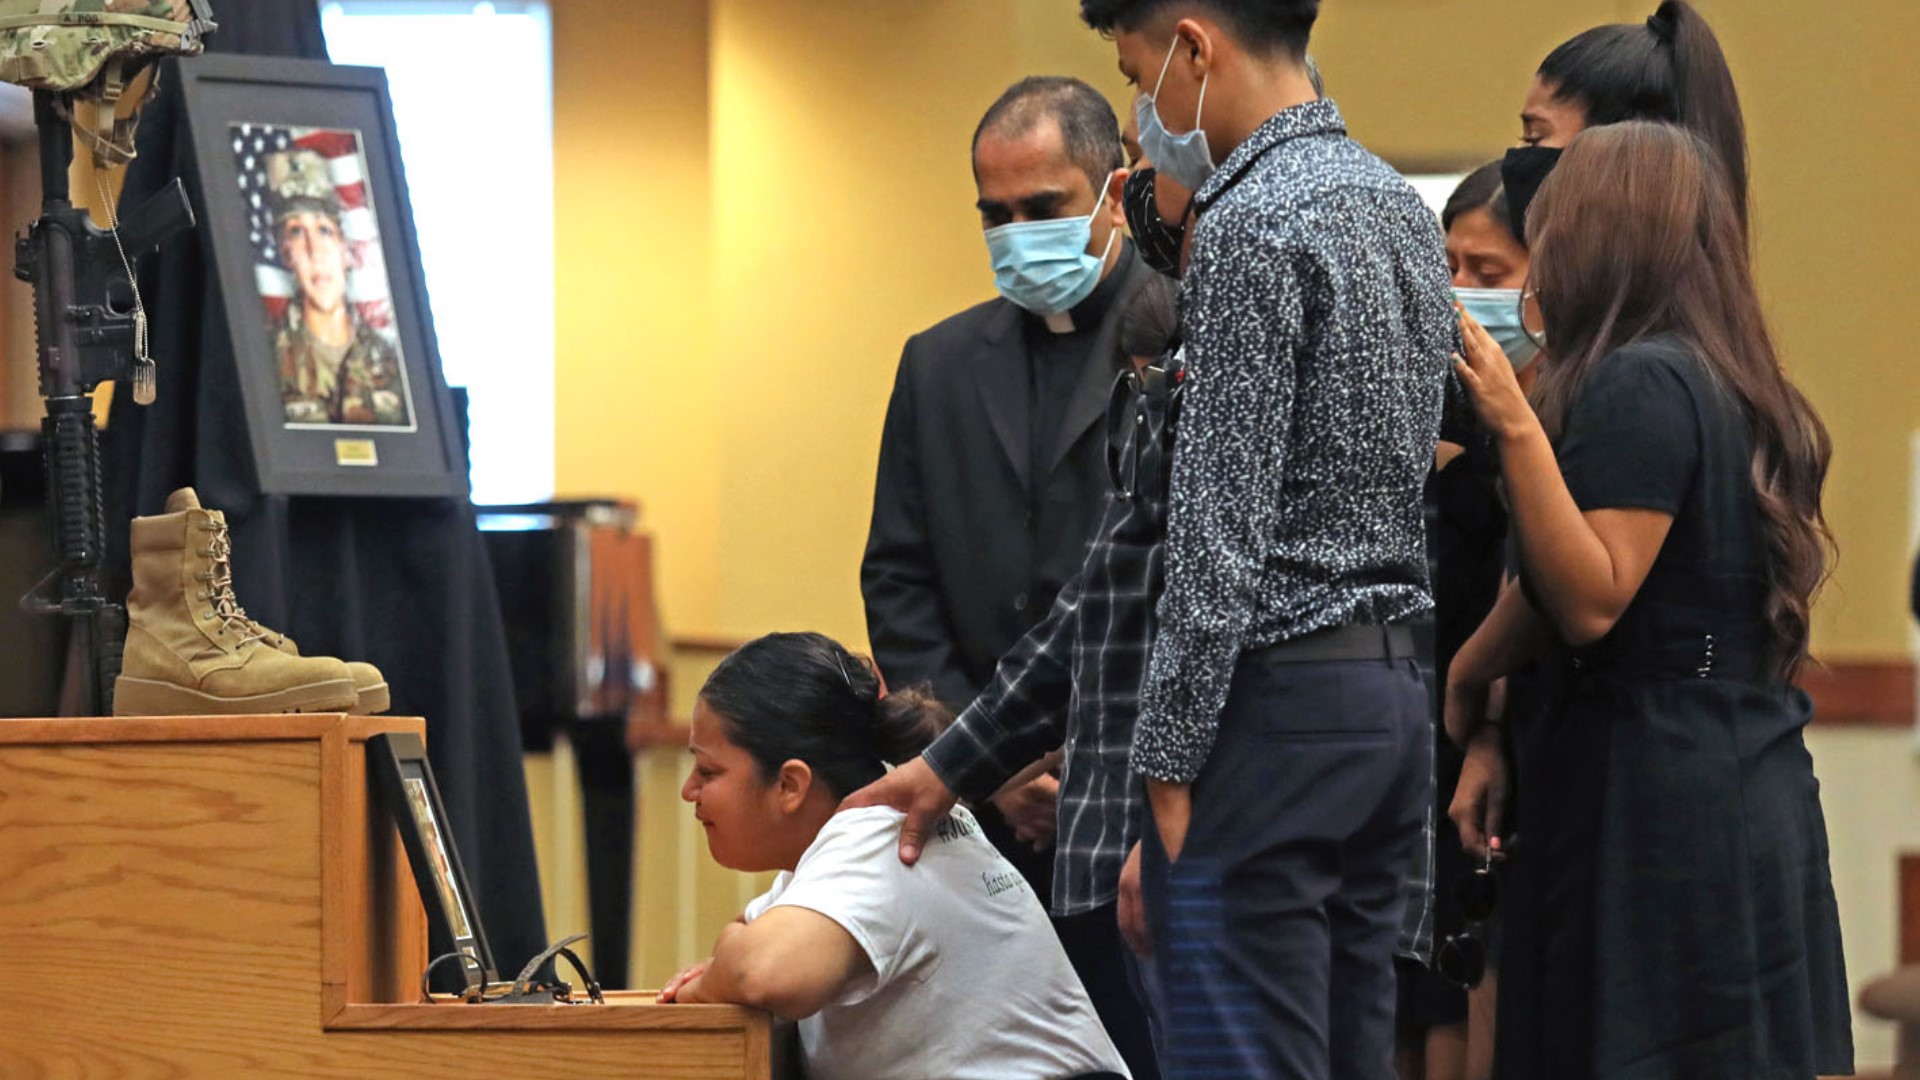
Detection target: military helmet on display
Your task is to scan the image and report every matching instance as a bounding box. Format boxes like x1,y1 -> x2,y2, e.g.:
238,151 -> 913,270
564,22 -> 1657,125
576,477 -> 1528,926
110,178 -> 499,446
265,148 -> 343,226
0,0 -> 212,91
0,0 -> 216,164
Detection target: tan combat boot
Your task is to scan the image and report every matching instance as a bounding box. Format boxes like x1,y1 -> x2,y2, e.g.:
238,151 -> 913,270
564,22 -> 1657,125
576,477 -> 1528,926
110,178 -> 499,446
253,627 -> 390,715
112,490 -> 358,716
144,490 -> 392,715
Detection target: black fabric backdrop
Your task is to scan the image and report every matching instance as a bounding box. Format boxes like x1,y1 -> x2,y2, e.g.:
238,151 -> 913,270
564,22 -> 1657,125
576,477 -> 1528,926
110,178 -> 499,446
100,0 -> 548,977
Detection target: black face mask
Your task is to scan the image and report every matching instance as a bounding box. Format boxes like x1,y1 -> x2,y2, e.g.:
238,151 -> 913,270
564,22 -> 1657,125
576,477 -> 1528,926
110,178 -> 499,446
1499,146 -> 1563,247
1122,166 -> 1190,278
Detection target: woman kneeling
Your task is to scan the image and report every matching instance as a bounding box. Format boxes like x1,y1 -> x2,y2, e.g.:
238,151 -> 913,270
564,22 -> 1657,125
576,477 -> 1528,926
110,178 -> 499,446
661,631 -> 1129,1080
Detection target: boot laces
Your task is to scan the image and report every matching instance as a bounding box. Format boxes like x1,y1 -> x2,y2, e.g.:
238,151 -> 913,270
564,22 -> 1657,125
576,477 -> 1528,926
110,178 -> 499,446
202,522 -> 265,647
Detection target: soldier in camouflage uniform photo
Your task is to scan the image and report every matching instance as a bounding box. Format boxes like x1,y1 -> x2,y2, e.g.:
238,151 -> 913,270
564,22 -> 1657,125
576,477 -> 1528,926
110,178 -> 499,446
265,147 -> 409,426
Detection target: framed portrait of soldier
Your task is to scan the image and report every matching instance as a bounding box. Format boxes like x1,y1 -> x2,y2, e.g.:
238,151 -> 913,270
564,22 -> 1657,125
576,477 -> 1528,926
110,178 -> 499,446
174,55 -> 467,497
366,731 -> 497,990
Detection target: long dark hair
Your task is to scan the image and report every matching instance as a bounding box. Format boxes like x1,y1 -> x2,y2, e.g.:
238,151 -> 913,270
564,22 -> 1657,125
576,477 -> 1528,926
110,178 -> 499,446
699,632 -> 949,799
1526,122 -> 1832,680
1538,1 -> 1749,236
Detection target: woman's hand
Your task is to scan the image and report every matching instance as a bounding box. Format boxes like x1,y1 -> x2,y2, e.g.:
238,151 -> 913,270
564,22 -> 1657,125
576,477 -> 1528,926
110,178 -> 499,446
1453,307 -> 1543,444
658,959 -> 711,1004
1449,727 -> 1510,862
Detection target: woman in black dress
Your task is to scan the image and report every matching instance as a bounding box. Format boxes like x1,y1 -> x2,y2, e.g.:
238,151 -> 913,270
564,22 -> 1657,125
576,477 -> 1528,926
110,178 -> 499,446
1456,3 -> 1762,849
1447,121 -> 1852,1078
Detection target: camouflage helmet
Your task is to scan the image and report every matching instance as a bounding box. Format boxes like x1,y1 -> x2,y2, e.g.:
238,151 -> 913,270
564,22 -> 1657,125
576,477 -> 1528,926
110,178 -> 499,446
0,0 -> 215,164
0,1 -> 212,92
264,148 -> 343,226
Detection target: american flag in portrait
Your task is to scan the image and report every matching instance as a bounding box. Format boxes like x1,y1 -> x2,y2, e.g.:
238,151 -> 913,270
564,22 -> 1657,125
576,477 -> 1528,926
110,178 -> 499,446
230,122 -> 399,340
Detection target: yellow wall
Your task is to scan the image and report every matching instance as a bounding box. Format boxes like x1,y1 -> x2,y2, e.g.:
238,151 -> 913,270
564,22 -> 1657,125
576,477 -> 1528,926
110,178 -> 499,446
1309,0 -> 1625,168
1711,1 -> 1920,658
553,0 -> 721,633
553,0 -> 1920,1054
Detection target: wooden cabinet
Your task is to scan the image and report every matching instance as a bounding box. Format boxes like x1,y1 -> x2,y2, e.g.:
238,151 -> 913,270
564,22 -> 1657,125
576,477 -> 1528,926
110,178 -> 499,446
0,714 -> 770,1078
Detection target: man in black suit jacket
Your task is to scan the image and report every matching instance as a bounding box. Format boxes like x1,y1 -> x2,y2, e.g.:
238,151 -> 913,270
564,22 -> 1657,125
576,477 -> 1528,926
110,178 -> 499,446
861,76 -> 1157,1080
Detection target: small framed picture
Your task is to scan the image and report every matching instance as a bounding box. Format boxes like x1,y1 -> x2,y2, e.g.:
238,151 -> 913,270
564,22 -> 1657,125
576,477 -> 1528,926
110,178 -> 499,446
173,54 -> 467,497
367,732 -> 496,988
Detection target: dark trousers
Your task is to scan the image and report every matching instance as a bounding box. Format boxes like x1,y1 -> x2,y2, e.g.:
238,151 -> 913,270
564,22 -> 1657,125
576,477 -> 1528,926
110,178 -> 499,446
1141,655 -> 1430,1080
1057,903 -> 1163,1080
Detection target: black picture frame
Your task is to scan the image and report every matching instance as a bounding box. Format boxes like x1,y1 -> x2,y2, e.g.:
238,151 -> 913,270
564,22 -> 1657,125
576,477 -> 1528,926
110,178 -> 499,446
367,731 -> 497,988
173,54 -> 468,497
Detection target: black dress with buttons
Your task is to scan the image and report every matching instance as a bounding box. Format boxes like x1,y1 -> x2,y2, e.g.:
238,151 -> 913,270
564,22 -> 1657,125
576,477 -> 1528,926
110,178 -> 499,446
1495,337 -> 1852,1079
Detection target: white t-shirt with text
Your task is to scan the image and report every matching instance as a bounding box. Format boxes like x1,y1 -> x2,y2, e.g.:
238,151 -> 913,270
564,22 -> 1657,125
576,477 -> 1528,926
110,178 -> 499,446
743,805 -> 1127,1080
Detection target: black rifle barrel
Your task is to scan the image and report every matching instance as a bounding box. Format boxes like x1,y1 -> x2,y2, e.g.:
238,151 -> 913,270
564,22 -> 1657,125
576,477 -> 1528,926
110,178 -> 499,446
32,91 -> 69,205
19,91 -> 120,715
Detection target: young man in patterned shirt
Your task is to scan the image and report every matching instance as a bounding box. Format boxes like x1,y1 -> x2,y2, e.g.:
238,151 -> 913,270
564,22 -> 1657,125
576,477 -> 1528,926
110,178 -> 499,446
1091,2 -> 1455,1077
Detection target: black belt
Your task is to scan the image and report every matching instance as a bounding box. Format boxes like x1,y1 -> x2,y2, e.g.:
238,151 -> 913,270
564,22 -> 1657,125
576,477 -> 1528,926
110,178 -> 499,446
1244,623 -> 1420,666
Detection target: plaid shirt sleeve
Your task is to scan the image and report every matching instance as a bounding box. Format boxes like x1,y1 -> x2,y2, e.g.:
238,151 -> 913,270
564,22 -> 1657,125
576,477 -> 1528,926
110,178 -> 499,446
920,562 -> 1083,804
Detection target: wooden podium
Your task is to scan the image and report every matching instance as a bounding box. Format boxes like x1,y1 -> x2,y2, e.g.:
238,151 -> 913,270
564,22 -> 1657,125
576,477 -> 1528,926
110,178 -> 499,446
0,714 -> 772,1078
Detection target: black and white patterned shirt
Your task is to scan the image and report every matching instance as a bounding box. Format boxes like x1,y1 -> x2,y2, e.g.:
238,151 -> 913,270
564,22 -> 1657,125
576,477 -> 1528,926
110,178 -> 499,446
1133,100 -> 1458,785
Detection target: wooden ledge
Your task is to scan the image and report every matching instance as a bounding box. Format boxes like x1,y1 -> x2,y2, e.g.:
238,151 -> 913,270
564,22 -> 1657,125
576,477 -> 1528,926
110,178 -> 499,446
0,713 -> 426,744
673,633 -> 752,656
1799,661 -> 1915,728
327,992 -> 768,1033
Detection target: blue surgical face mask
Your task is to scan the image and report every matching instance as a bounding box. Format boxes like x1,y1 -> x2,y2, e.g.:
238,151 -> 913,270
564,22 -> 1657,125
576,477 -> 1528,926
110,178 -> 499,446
1136,35 -> 1215,192
1455,287 -> 1544,371
985,171 -> 1118,317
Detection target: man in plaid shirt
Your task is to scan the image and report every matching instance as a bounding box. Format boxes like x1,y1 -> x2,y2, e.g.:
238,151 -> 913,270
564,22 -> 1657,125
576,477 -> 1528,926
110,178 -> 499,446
905,348 -> 1178,923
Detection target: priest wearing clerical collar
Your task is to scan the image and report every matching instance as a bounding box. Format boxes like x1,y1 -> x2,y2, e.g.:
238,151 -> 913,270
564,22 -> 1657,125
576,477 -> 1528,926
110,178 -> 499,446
859,74 -> 1155,1080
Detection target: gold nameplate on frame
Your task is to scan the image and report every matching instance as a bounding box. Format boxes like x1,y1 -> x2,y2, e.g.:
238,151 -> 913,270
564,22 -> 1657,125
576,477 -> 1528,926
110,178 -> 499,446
334,439 -> 379,467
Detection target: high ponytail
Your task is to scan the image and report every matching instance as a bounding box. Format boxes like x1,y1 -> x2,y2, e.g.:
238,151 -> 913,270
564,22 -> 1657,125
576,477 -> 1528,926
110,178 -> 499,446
1537,1 -> 1750,237
699,631 -> 948,798
1658,1 -> 1749,232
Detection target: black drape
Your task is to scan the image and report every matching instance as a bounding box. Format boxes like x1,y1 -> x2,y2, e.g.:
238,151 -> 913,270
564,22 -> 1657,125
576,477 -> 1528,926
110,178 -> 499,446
101,0 -> 547,978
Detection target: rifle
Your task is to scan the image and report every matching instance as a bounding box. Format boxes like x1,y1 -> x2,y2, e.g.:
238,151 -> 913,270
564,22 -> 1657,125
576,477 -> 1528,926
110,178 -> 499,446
13,89 -> 195,715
